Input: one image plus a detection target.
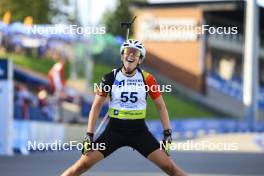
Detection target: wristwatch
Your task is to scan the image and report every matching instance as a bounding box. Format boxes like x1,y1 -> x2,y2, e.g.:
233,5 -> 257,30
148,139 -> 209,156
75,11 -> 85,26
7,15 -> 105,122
163,129 -> 172,136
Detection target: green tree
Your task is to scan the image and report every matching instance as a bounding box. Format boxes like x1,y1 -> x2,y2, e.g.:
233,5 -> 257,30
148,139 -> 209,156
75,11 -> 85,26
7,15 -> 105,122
49,0 -> 75,24
0,0 -> 72,24
102,0 -> 133,37
0,0 -> 50,24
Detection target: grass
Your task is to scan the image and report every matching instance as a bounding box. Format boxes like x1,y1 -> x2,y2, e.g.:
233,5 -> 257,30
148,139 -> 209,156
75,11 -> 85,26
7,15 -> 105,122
1,53 -> 215,119
0,53 -> 70,78
146,93 -> 214,119
92,61 -> 114,84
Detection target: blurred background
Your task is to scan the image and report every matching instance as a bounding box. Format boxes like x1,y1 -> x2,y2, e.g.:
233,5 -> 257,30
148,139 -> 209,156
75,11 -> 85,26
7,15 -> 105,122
0,0 -> 264,175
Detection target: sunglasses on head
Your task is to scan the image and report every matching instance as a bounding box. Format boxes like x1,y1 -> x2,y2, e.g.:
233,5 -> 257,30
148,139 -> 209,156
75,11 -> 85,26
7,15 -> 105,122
123,47 -> 141,57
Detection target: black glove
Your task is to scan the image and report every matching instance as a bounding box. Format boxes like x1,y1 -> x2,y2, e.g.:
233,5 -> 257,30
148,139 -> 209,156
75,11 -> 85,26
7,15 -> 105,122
82,132 -> 94,155
162,129 -> 172,156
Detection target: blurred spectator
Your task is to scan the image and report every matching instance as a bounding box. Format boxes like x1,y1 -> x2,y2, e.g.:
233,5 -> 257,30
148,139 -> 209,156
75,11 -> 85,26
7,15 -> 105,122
48,57 -> 67,122
37,88 -> 53,121
48,58 -> 66,93
15,84 -> 32,120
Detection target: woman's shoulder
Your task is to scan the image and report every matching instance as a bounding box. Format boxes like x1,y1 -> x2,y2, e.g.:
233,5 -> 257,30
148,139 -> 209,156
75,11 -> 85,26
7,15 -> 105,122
100,67 -> 121,84
138,68 -> 155,81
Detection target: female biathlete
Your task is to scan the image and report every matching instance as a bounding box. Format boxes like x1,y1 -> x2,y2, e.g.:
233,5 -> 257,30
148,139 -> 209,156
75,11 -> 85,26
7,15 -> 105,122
61,39 -> 187,176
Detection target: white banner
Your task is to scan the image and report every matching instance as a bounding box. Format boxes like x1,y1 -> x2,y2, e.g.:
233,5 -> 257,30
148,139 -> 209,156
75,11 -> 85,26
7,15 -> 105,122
0,59 -> 13,155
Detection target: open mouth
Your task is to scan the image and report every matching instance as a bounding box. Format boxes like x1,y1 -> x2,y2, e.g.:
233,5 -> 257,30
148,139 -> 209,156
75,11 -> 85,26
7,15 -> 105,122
127,58 -> 135,63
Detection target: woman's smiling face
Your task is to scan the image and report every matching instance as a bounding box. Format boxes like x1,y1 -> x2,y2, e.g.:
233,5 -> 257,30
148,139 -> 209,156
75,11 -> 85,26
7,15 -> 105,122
122,48 -> 142,73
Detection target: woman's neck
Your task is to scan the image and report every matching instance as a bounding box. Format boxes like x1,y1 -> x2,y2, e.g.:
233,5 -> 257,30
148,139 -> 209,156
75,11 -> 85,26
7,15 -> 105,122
121,67 -> 137,77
